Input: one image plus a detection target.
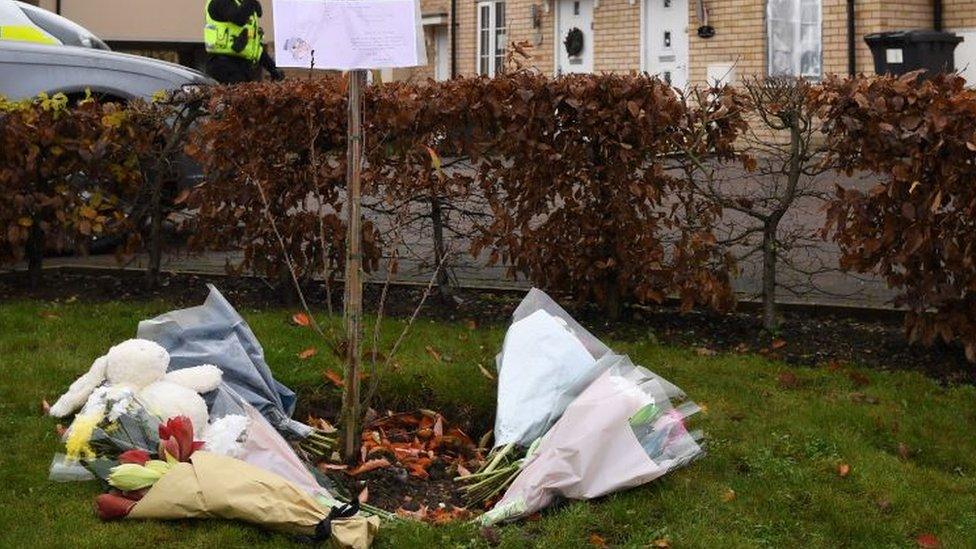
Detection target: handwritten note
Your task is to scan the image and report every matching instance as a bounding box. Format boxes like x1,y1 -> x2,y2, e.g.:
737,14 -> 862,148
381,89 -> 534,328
273,0 -> 427,69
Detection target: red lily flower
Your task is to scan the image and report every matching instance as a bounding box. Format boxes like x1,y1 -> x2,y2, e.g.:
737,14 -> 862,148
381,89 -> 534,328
158,416 -> 205,462
158,416 -> 194,447
118,449 -> 151,466
94,493 -> 138,520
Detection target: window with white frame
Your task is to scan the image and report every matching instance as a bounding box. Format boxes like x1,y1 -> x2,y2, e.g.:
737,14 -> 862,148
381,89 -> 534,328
477,0 -> 506,76
767,0 -> 822,78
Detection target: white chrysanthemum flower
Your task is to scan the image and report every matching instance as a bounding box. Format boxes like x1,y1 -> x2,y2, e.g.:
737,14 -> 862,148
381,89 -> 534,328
203,415 -> 249,458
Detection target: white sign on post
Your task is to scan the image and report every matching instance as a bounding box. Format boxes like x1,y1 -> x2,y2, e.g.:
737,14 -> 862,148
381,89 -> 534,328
272,0 -> 427,70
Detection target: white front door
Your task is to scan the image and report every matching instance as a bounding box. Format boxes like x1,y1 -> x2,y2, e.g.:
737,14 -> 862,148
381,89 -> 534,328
643,0 -> 689,89
434,25 -> 449,80
556,0 -> 594,75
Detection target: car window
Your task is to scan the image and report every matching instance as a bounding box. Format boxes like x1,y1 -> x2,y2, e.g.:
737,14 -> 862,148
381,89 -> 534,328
17,3 -> 109,50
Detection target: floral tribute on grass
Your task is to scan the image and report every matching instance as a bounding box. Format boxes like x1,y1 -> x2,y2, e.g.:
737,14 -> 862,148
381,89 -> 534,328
47,291 -> 380,547
467,290 -> 704,524
46,285 -> 704,542
313,289 -> 704,527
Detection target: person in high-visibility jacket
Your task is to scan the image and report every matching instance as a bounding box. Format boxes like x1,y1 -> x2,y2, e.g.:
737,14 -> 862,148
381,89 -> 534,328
204,0 -> 283,84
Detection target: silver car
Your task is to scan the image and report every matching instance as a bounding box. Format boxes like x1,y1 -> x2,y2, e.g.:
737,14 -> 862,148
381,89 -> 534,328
0,39 -> 213,101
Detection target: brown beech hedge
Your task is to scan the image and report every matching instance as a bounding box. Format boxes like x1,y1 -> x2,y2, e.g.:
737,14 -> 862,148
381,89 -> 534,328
7,71 -> 976,360
816,72 -> 976,361
0,94 -> 146,287
186,72 -> 746,316
471,73 -> 744,316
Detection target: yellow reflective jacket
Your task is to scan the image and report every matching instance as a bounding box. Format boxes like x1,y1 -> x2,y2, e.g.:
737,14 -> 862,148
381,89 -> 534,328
204,0 -> 262,63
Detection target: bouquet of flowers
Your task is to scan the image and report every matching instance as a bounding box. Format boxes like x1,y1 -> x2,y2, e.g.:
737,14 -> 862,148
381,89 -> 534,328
204,383 -> 334,499
93,415 -> 378,548
459,289 -> 689,508
480,355 -> 703,525
51,387 -> 163,482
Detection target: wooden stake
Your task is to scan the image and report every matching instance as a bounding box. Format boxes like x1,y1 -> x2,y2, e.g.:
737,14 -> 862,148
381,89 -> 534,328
342,69 -> 365,463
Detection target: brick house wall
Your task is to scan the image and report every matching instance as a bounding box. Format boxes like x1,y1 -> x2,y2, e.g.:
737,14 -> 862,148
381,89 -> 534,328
945,0 -> 976,28
592,0 -> 641,73
418,0 -> 970,84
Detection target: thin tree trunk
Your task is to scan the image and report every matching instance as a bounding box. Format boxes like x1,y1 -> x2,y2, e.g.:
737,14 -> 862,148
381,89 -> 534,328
429,196 -> 451,297
761,221 -> 778,331
341,69 -> 365,464
604,278 -> 622,321
145,171 -> 163,290
26,216 -> 44,290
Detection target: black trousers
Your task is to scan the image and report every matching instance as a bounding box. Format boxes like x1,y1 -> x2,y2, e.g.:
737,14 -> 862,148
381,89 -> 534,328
205,54 -> 258,84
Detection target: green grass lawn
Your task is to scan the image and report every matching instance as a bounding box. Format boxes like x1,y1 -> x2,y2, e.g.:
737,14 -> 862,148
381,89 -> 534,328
1,298 -> 975,548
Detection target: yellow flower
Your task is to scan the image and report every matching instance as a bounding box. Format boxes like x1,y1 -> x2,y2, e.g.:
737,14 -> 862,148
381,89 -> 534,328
65,412 -> 103,461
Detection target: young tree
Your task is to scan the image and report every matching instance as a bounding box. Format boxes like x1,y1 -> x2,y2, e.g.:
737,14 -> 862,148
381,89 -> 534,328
677,77 -> 833,330
123,88 -> 210,289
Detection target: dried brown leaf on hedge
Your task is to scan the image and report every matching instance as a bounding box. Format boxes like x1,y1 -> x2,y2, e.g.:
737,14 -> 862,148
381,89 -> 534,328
0,96 -> 147,271
817,73 -> 976,361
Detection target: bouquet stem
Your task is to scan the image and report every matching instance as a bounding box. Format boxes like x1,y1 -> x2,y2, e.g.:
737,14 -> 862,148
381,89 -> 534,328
455,443 -> 525,507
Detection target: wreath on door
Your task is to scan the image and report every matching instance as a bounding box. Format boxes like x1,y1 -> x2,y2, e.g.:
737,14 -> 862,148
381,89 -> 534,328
564,27 -> 585,57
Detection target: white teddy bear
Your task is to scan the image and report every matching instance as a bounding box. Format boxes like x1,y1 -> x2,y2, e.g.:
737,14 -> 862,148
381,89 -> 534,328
49,339 -> 222,436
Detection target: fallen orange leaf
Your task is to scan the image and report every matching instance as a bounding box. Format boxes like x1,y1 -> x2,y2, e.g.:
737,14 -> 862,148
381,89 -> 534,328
915,533 -> 941,548
297,347 -> 318,360
777,371 -> 800,389
291,312 -> 311,327
324,370 -> 344,387
837,463 -> 851,477
849,371 -> 871,388
348,458 -> 391,476
429,505 -> 471,525
771,339 -> 787,350
396,503 -> 428,521
588,533 -> 607,548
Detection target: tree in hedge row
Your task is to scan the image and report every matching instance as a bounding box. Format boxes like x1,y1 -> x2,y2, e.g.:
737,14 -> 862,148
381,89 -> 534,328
676,77 -> 835,331
124,89 -> 210,289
